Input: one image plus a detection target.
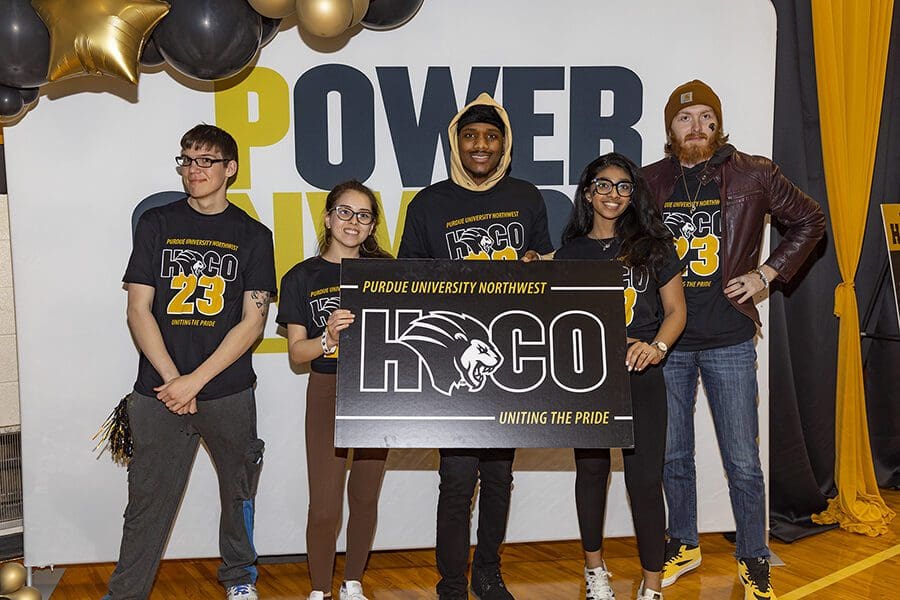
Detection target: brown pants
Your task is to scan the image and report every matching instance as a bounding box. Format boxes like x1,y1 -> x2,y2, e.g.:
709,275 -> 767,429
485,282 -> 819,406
306,371 -> 388,592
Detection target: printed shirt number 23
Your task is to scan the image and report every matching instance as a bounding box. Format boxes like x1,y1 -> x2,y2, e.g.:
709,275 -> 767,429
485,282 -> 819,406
167,274 -> 226,316
675,233 -> 720,277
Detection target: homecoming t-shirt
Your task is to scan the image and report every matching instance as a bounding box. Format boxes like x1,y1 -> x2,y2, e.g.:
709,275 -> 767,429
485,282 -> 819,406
554,237 -> 682,341
123,199 -> 276,400
276,256 -> 341,374
398,176 -> 554,260
662,163 -> 755,350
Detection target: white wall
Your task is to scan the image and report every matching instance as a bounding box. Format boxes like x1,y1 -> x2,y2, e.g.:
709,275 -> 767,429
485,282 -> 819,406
0,190 -> 18,428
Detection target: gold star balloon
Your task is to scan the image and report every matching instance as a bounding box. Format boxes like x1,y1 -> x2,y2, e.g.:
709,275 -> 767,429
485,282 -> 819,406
31,0 -> 170,84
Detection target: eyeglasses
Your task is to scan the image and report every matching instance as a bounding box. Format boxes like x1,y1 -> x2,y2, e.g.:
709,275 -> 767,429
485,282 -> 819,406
175,155 -> 230,168
590,178 -> 634,197
330,205 -> 375,225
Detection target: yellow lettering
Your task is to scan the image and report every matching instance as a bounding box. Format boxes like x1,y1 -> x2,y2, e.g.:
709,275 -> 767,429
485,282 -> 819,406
214,67 -> 290,189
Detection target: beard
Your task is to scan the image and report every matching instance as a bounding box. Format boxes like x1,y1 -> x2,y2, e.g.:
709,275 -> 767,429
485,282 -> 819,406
670,133 -> 719,166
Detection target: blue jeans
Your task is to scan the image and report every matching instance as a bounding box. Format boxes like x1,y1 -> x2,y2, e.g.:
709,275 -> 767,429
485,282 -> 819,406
662,338 -> 769,559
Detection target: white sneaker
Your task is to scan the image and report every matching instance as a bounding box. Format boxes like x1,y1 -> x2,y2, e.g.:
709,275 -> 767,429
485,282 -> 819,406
307,592 -> 326,600
340,580 -> 368,600
226,583 -> 258,600
585,565 -> 615,600
636,581 -> 663,600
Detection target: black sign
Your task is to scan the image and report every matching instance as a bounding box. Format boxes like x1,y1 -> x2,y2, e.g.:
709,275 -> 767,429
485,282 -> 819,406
335,259 -> 632,448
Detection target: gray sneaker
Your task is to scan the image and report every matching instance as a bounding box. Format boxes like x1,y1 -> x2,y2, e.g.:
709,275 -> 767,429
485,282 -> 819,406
226,583 -> 259,600
340,580 -> 369,600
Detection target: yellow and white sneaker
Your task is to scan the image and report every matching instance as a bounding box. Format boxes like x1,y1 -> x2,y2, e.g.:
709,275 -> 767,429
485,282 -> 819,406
661,538 -> 701,587
738,557 -> 776,599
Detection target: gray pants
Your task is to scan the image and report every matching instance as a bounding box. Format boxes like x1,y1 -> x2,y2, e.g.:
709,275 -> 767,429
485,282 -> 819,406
105,388 -> 264,600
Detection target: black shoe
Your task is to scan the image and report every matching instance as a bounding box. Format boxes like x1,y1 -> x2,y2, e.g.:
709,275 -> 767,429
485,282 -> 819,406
438,594 -> 469,600
470,566 -> 515,600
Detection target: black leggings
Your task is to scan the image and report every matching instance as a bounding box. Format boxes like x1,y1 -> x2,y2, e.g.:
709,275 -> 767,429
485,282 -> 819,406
574,365 -> 667,572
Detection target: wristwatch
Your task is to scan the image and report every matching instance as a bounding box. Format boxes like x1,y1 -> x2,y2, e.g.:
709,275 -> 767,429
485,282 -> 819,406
651,340 -> 668,357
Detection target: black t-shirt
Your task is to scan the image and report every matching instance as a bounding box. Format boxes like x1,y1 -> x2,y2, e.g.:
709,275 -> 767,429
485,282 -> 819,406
555,237 -> 682,341
661,163 -> 755,350
123,199 -> 277,400
397,176 -> 554,259
276,256 -> 341,374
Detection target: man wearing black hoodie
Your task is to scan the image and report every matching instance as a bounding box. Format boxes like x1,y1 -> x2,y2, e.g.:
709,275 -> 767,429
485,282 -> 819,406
398,93 -> 553,600
642,80 -> 825,600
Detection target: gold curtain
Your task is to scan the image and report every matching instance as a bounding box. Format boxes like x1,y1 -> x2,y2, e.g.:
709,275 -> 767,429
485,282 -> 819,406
810,0 -> 896,535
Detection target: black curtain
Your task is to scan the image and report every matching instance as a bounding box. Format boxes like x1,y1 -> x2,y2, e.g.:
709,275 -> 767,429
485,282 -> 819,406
859,1 -> 900,491
769,0 -> 900,542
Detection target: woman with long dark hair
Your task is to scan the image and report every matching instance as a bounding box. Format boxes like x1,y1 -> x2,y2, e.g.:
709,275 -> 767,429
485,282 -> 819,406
277,180 -> 391,600
556,153 -> 686,600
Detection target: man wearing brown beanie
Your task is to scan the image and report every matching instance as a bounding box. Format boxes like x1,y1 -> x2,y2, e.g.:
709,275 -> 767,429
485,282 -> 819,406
643,80 -> 825,600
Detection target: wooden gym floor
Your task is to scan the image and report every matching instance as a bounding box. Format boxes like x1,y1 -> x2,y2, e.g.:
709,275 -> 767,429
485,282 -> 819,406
38,489 -> 900,599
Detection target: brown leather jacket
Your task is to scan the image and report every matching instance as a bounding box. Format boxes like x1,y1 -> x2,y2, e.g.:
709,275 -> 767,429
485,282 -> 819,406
643,144 -> 826,325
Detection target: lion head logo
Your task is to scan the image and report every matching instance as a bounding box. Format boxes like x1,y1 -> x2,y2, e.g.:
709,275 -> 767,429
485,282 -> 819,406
173,249 -> 206,277
321,296 -> 340,314
664,213 -> 697,240
398,311 -> 503,396
458,228 -> 495,256
311,296 -> 341,328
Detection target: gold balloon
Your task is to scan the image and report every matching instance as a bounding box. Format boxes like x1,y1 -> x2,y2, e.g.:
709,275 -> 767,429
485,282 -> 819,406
0,563 -> 26,594
296,0 -> 354,37
249,0 -> 296,19
1,586 -> 42,600
30,0 -> 171,85
350,0 -> 369,26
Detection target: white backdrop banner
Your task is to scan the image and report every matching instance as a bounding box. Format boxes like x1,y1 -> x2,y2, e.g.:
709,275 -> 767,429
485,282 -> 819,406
7,0 -> 775,566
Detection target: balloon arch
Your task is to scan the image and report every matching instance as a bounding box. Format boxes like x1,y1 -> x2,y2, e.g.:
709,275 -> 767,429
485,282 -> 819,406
0,0 -> 425,124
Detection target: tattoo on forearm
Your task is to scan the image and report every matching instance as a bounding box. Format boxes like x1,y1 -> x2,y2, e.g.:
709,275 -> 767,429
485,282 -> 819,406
251,291 -> 272,317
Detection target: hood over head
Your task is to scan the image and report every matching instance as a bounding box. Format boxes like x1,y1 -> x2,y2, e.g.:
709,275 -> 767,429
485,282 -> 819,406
448,92 -> 513,192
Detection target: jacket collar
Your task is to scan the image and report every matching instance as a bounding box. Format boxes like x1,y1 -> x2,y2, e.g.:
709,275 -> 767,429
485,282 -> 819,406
671,143 -> 735,181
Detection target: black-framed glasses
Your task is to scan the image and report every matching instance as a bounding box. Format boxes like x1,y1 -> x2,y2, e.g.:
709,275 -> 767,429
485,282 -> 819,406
590,178 -> 634,197
175,155 -> 230,168
330,205 -> 375,225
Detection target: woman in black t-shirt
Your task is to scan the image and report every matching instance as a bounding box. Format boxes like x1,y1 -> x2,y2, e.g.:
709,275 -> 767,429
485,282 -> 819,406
555,153 -> 686,600
277,181 -> 391,600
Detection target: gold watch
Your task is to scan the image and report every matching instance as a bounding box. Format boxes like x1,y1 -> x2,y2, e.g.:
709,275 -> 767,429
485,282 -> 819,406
651,340 -> 668,357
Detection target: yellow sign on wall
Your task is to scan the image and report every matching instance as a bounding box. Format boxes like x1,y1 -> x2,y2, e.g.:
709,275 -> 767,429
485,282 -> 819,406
880,204 -> 900,326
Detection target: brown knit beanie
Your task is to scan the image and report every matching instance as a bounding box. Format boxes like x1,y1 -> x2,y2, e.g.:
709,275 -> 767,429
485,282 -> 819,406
664,79 -> 722,129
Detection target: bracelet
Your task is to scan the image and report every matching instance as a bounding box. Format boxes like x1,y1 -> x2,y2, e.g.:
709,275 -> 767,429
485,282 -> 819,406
321,331 -> 337,355
752,267 -> 769,289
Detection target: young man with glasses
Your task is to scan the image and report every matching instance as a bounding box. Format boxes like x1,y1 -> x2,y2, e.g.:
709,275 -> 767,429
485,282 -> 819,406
398,94 -> 553,600
103,124 -> 276,600
642,80 -> 825,600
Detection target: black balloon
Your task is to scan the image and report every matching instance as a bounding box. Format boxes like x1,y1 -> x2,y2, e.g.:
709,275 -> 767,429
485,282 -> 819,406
140,37 -> 166,67
0,85 -> 25,118
18,87 -> 39,104
153,0 -> 262,81
0,0 -> 51,88
260,17 -> 282,48
361,0 -> 424,30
